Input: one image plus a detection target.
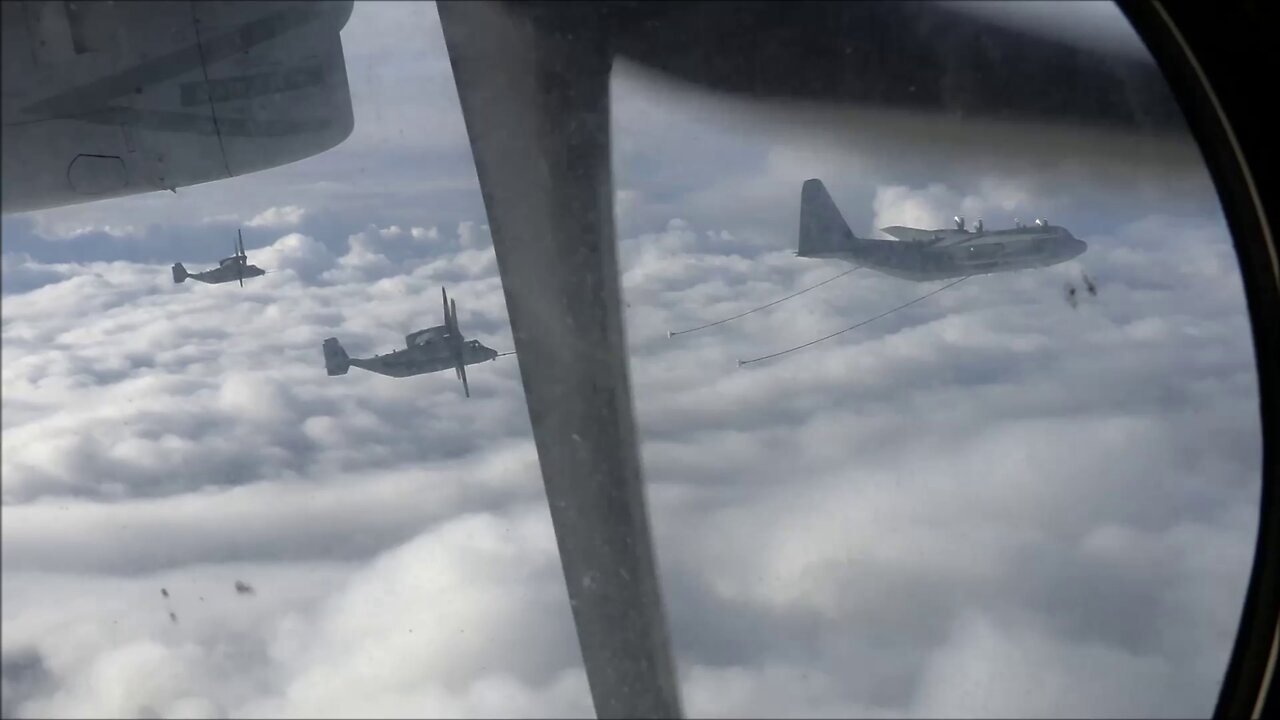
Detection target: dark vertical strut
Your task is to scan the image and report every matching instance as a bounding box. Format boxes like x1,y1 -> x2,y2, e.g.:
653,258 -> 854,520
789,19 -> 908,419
437,3 -> 683,718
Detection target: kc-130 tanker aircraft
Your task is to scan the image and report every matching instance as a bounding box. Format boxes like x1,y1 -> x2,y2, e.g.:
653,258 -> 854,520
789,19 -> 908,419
797,179 -> 1087,281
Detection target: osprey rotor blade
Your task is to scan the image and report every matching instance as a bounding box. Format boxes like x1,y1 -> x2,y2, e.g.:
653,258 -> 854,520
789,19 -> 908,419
238,229 -> 245,258
448,297 -> 469,396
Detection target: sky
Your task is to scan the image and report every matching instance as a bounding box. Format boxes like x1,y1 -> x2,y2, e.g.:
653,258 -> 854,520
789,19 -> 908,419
0,2 -> 1264,718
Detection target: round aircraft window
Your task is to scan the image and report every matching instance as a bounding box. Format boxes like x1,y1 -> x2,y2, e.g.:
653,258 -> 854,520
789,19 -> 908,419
0,1 -> 1266,718
607,3 -> 1261,718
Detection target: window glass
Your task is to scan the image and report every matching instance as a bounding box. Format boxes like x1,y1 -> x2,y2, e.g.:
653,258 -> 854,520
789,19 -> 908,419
0,2 -> 1261,718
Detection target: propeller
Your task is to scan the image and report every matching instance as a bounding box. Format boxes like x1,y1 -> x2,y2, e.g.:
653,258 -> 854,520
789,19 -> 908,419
457,359 -> 470,397
452,297 -> 470,397
442,287 -> 470,397
237,229 -> 245,287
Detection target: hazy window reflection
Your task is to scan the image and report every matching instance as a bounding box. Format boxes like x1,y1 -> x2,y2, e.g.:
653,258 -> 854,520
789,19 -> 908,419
0,1 -> 1260,718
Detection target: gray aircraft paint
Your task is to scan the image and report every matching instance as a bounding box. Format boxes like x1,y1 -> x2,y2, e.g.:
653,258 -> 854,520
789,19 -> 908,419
323,288 -> 501,389
172,230 -> 263,286
1,1 -> 355,214
797,178 -> 1087,281
339,339 -> 499,379
172,258 -> 266,286
179,66 -> 327,108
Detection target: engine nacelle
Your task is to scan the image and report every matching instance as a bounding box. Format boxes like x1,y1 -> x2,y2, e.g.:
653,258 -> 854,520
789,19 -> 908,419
406,326 -> 447,347
974,219 -> 984,233
954,215 -> 965,231
1035,217 -> 1047,227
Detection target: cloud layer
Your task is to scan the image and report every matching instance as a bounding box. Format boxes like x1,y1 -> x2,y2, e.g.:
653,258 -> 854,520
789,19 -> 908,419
1,2 -> 1263,719
3,198 -> 1260,719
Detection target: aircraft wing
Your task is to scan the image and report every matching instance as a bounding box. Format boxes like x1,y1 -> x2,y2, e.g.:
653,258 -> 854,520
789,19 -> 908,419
931,231 -> 992,247
880,226 -> 978,246
880,226 -> 943,243
1,1 -> 356,215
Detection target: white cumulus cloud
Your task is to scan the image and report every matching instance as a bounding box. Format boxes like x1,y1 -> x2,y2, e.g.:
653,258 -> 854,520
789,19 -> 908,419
246,206 -> 308,229
0,2 -> 1263,718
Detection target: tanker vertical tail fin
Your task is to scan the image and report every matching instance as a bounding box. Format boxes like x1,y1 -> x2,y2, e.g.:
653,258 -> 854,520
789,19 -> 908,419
798,179 -> 858,258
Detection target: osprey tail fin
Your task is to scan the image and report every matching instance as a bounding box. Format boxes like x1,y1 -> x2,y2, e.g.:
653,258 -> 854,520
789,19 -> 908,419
172,263 -> 188,284
798,179 -> 858,258
323,338 -> 351,376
